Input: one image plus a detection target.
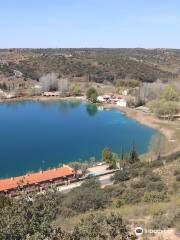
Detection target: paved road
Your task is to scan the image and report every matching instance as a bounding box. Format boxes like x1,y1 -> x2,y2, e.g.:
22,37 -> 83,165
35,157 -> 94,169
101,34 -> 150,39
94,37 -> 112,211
57,173 -> 114,193
99,174 -> 114,187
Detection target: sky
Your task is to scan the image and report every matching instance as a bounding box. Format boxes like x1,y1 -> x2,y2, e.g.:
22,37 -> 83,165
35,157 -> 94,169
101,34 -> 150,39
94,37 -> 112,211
0,0 -> 180,48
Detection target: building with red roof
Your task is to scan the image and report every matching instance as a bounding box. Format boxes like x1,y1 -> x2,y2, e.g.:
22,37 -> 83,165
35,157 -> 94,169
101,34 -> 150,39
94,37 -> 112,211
0,166 -> 74,196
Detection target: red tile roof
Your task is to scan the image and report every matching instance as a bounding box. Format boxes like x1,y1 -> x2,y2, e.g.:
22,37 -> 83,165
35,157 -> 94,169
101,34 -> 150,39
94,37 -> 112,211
0,166 -> 74,192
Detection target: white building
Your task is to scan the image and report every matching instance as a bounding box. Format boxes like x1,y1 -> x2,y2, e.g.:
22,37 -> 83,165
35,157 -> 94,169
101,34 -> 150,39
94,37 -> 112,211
97,96 -> 106,102
122,89 -> 129,96
116,99 -> 127,107
33,85 -> 42,89
43,91 -> 60,97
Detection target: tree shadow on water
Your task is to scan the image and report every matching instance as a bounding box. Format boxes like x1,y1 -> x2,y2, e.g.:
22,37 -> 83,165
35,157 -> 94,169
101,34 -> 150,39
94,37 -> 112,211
86,104 -> 97,116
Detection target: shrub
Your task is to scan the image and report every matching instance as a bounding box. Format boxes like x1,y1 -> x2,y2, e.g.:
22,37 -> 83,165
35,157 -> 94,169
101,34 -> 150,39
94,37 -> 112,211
151,214 -> 174,230
63,179 -> 110,213
122,189 -> 143,204
130,168 -> 139,178
161,86 -> 179,101
145,173 -> 161,182
148,160 -> 164,168
174,170 -> 180,176
112,170 -> 130,183
0,194 -> 12,208
176,174 -> 180,182
131,161 -> 145,169
72,212 -> 136,240
146,181 -> 167,192
138,167 -> 152,177
86,87 -> 98,103
147,99 -> 179,119
104,184 -> 126,198
143,191 -> 168,203
131,179 -> 146,189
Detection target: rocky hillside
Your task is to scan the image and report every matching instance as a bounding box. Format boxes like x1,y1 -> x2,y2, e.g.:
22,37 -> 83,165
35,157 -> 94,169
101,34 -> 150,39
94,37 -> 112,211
1,48 -> 179,90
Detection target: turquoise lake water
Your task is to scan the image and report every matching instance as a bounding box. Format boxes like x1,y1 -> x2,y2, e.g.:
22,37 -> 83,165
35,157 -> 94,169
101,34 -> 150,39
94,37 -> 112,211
0,101 -> 155,178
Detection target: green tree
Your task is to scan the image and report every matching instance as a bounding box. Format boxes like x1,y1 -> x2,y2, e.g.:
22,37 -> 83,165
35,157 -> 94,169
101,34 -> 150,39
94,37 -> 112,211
70,84 -> 81,96
161,86 -> 179,101
102,147 -> 113,163
86,87 -> 98,103
147,99 -> 179,120
71,212 -> 135,240
102,148 -> 118,169
119,146 -> 127,169
128,143 -> 139,164
86,104 -> 97,116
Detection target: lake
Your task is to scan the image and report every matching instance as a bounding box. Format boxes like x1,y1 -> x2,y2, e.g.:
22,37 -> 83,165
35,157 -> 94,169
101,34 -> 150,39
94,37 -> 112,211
0,101 -> 155,178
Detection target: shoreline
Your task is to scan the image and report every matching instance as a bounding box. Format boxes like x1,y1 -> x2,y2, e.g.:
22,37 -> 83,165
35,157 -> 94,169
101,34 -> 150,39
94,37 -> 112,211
0,95 -> 179,157
104,103 -> 180,157
0,95 -> 87,103
104,103 -> 174,140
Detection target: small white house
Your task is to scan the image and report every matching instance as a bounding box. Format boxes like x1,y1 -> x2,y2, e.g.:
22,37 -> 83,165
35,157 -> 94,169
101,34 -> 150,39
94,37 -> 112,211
116,99 -> 127,107
43,91 -> 60,97
122,89 -> 128,96
33,85 -> 42,89
97,96 -> 106,102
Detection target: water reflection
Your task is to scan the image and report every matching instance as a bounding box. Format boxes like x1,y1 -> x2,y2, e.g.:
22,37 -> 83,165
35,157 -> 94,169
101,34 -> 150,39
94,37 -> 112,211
86,104 -> 97,116
69,101 -> 81,109
58,101 -> 69,113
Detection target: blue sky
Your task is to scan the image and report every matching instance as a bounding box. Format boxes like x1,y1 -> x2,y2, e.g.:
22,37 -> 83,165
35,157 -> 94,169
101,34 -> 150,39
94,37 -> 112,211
0,0 -> 180,48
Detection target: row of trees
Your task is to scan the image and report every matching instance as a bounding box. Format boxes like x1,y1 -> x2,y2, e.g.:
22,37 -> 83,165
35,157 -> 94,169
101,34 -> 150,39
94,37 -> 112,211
147,86 -> 179,120
0,82 -> 9,91
39,73 -> 82,96
102,144 -> 140,169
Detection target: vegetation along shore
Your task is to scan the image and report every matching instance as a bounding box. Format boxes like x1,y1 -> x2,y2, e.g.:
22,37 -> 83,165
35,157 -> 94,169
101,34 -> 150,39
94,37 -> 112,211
0,48 -> 180,240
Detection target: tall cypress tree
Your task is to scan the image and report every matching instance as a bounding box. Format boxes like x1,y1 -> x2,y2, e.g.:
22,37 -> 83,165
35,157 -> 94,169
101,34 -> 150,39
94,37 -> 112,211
119,145 -> 126,169
128,143 -> 139,164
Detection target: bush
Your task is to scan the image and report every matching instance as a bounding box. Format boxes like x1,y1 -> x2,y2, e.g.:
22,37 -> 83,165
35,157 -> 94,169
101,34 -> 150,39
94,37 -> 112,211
131,179 -> 146,189
145,173 -> 161,182
138,167 -> 152,177
0,194 -> 12,208
176,174 -> 180,182
121,189 -> 143,204
147,160 -> 164,168
86,87 -> 98,103
71,212 -> 136,240
147,99 -> 179,119
174,170 -> 180,176
151,214 -> 174,230
161,86 -> 179,101
62,178 -> 110,213
112,170 -> 130,183
103,184 -> 126,198
129,162 -> 146,177
146,181 -> 167,192
143,191 -> 168,203
130,168 -> 139,178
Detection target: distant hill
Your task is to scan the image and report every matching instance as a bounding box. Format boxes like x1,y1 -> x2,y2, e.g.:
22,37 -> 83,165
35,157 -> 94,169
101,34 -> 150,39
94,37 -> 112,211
0,48 -> 180,87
